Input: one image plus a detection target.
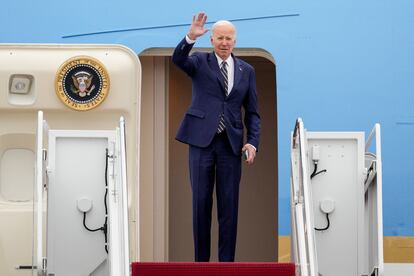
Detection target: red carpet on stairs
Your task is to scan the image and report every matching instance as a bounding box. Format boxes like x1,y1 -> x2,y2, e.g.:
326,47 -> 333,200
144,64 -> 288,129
131,262 -> 296,276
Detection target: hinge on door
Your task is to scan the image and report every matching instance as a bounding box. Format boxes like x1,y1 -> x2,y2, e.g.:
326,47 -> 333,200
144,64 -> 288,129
42,148 -> 47,161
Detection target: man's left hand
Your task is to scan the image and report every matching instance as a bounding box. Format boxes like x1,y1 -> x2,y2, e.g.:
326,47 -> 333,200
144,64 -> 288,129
242,144 -> 256,165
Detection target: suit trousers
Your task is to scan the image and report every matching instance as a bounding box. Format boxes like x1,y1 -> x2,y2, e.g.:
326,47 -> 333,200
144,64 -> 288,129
189,131 -> 242,262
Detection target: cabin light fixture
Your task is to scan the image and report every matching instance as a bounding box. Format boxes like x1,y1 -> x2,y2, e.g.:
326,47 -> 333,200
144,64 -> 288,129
9,74 -> 33,94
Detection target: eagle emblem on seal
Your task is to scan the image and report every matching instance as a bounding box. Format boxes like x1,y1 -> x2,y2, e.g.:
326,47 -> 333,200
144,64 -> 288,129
71,71 -> 95,97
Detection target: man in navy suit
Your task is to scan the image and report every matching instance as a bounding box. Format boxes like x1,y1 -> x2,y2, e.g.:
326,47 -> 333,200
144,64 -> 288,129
172,12 -> 261,262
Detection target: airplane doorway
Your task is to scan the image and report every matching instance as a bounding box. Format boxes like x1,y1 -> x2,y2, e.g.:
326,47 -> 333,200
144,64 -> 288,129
139,50 -> 277,262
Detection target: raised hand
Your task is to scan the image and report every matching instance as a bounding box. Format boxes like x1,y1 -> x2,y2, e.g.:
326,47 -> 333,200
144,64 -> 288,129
187,12 -> 208,40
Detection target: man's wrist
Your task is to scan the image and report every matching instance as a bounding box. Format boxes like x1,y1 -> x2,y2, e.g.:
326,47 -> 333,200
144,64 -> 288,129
246,143 -> 257,152
185,34 -> 196,44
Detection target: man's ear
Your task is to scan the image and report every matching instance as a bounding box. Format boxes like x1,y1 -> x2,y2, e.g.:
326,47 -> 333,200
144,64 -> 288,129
210,36 -> 214,45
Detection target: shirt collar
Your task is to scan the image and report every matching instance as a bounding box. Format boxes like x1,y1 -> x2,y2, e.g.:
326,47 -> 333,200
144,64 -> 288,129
214,53 -> 233,67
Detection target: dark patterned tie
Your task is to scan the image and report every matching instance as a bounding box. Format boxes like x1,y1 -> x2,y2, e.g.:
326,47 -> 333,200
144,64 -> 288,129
217,61 -> 228,133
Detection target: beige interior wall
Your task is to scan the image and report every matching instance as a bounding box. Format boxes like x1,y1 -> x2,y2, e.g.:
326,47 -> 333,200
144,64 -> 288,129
168,58 -> 193,261
139,56 -> 169,261
139,56 -> 155,261
168,56 -> 278,262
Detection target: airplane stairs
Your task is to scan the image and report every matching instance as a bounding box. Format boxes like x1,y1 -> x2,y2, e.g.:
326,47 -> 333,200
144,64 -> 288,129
131,262 -> 296,276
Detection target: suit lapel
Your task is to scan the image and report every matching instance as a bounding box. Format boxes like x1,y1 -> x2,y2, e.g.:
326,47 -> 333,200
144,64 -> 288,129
230,55 -> 242,97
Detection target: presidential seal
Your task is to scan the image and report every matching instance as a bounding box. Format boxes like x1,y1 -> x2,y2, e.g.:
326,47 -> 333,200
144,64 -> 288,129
55,56 -> 110,111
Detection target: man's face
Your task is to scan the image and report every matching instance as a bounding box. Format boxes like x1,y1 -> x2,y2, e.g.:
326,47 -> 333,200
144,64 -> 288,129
210,24 -> 236,60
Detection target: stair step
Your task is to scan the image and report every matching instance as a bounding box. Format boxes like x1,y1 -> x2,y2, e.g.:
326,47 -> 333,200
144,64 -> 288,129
131,262 -> 295,276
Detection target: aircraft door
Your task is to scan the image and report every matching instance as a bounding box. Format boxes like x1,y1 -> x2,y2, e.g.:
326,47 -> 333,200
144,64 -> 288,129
33,112 -> 130,276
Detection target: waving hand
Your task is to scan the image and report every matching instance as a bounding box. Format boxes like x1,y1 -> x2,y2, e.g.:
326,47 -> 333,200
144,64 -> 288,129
187,12 -> 208,40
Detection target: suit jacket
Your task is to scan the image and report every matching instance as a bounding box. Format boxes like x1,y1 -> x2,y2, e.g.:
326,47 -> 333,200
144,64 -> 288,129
172,37 -> 260,155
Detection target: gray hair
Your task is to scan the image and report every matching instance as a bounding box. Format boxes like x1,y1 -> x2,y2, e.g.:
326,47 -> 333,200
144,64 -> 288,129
211,20 -> 237,38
